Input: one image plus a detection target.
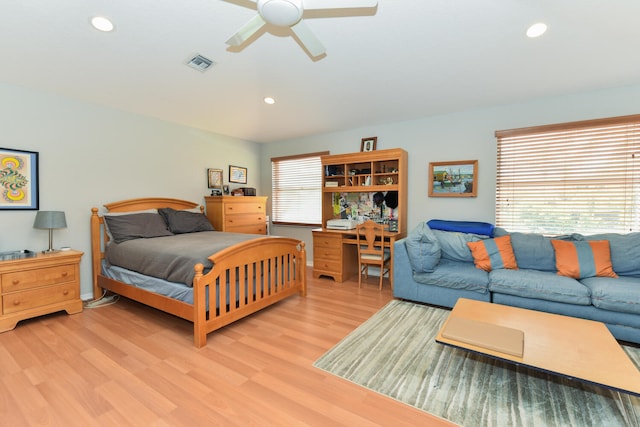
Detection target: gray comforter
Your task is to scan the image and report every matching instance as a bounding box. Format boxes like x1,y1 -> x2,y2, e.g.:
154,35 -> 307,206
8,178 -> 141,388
105,231 -> 260,286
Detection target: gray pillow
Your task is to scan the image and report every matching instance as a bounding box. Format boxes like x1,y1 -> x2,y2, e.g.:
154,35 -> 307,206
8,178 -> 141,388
158,207 -> 214,234
405,222 -> 441,273
103,213 -> 173,243
432,229 -> 484,263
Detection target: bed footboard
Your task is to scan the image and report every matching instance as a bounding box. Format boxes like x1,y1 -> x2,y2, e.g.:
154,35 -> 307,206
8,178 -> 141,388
193,236 -> 306,348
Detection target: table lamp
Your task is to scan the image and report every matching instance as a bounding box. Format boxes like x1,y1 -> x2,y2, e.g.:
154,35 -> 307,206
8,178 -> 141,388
33,211 -> 67,252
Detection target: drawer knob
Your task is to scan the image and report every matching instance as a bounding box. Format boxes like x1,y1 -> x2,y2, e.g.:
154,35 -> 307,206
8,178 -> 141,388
63,290 -> 69,296
13,300 -> 20,306
62,272 -> 68,277
12,279 -> 19,285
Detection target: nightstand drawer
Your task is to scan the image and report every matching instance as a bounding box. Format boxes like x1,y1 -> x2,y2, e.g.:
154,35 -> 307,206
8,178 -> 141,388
1,264 -> 76,292
3,283 -> 78,314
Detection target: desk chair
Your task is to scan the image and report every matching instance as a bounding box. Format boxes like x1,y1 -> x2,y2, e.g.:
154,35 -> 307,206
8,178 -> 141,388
356,220 -> 391,290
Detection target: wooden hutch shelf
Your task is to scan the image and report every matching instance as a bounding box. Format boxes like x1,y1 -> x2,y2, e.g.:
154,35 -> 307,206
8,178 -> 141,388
321,148 -> 408,234
314,148 -> 408,284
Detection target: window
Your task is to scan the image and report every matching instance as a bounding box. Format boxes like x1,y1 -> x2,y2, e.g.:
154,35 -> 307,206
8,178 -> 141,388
271,151 -> 328,226
495,115 -> 640,235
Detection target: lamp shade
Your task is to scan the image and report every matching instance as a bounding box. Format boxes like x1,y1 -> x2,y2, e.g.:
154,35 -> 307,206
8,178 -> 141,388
33,211 -> 67,229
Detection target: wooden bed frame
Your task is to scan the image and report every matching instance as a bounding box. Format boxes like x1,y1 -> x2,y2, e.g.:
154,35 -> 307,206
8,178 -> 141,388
90,197 -> 306,347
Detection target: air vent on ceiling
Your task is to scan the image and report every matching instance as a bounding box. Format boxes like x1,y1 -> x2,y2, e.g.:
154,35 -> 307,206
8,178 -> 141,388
186,54 -> 215,72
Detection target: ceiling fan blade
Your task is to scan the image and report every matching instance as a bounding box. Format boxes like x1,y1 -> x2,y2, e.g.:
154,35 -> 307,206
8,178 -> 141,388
303,0 -> 377,10
291,20 -> 325,57
226,15 -> 267,46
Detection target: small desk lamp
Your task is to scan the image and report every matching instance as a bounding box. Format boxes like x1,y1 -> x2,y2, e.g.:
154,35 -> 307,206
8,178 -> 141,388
33,211 -> 67,252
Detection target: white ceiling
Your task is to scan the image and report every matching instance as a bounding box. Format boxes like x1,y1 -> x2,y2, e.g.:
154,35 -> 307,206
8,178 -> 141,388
2,1 -> 640,143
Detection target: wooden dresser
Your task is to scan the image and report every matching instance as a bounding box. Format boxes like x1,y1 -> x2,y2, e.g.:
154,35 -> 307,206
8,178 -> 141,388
0,250 -> 83,332
204,196 -> 268,234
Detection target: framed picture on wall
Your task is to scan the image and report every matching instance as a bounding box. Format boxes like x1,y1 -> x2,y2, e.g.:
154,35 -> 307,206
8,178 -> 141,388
361,137 -> 377,152
0,147 -> 39,210
428,160 -> 478,197
207,168 -> 224,188
229,165 -> 247,184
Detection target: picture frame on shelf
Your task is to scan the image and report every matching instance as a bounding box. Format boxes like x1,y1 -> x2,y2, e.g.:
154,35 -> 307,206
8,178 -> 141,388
207,168 -> 224,189
428,160 -> 478,197
0,147 -> 39,210
361,137 -> 377,152
229,165 -> 247,184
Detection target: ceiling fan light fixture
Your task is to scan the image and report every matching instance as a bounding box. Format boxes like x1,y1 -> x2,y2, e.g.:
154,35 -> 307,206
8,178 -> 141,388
264,97 -> 276,105
258,0 -> 303,27
91,16 -> 115,32
526,22 -> 547,38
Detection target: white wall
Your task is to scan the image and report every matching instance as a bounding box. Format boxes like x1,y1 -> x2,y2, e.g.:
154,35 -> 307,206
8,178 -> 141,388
0,83 -> 261,299
261,84 -> 640,262
3,81 -> 639,295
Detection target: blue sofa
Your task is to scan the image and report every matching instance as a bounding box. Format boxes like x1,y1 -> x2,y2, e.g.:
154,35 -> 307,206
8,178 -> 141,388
393,221 -> 640,344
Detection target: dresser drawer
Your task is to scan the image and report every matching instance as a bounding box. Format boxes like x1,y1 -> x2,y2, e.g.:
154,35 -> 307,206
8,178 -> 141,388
224,203 -> 264,215
313,234 -> 342,250
313,246 -> 341,261
312,259 -> 342,274
3,283 -> 78,315
224,213 -> 265,228
1,264 -> 76,293
225,224 -> 267,234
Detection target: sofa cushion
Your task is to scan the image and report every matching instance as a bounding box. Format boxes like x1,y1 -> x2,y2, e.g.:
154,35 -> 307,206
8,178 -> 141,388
580,276 -> 640,315
489,268 -> 592,305
509,232 -> 558,272
551,240 -> 618,279
467,235 -> 518,272
405,222 -> 441,273
432,230 -> 485,263
413,258 -> 489,293
583,232 -> 640,277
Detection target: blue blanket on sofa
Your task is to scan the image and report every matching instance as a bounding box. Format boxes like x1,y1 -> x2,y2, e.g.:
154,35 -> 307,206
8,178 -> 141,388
427,219 -> 495,237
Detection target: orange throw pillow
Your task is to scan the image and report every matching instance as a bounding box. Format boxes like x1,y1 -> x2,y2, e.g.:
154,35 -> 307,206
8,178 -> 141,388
467,235 -> 518,272
550,240 -> 618,279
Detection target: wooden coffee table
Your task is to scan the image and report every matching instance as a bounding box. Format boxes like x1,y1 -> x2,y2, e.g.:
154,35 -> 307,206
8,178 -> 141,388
436,298 -> 640,396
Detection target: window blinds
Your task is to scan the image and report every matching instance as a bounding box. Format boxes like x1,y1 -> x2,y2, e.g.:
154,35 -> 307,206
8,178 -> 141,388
271,152 -> 327,226
495,115 -> 640,235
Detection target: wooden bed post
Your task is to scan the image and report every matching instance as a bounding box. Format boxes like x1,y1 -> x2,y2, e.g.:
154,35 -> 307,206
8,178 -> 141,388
299,242 -> 307,297
90,208 -> 104,300
193,263 -> 207,348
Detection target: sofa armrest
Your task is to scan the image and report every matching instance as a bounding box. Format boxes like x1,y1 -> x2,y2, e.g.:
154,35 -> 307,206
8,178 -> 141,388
393,238 -> 418,300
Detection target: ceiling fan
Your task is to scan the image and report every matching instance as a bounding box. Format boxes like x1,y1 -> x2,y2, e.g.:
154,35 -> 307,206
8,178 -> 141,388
225,0 -> 378,58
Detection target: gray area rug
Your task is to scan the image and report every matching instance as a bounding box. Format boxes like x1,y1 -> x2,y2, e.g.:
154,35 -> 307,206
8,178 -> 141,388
313,300 -> 640,427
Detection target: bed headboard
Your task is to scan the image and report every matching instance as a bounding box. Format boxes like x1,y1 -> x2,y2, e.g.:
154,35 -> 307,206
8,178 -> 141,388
90,197 -> 204,300
104,197 -> 201,213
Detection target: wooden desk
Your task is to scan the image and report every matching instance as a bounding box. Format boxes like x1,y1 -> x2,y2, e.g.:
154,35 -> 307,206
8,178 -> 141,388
312,228 -> 405,287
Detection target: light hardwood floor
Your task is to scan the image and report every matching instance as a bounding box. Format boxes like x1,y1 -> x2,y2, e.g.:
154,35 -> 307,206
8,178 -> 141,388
0,272 -> 455,426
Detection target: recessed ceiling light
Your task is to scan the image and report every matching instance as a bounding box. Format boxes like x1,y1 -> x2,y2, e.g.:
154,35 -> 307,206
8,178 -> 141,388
526,22 -> 547,38
91,16 -> 114,32
264,97 -> 276,105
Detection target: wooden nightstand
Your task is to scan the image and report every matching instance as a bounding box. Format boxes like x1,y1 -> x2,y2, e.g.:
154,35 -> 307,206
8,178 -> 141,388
0,250 -> 83,332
